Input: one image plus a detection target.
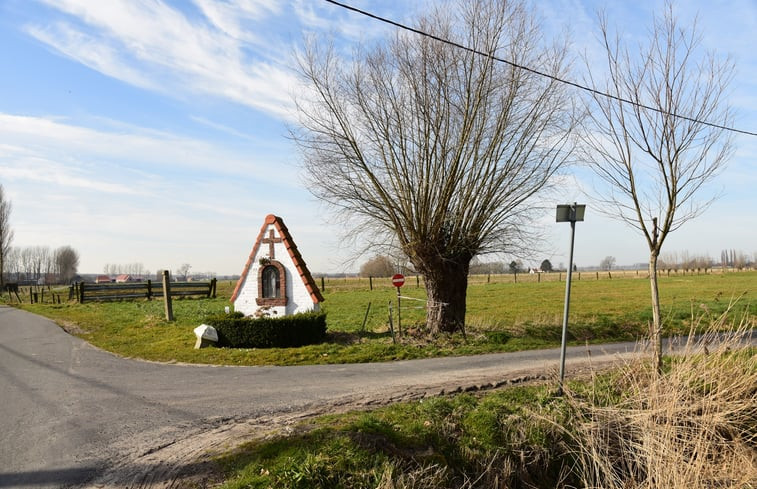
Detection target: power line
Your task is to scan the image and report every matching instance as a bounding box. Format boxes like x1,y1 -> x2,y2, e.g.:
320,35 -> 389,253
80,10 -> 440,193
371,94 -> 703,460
324,0 -> 757,138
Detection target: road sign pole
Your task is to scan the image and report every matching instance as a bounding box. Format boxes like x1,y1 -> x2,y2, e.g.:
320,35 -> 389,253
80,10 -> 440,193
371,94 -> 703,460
558,219 -> 576,396
391,273 -> 405,338
397,285 -> 402,337
555,202 -> 585,396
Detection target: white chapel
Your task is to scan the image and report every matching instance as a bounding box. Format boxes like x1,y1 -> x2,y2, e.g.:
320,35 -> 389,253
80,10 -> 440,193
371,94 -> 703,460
231,214 -> 324,316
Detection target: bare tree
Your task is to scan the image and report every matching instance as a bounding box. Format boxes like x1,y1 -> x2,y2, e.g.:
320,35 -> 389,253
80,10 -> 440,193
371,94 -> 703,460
54,246 -> 80,284
581,3 -> 733,371
5,247 -> 20,282
39,246 -> 52,283
359,255 -> 396,277
469,259 -> 506,275
599,256 -> 616,271
293,0 -> 576,334
17,246 -> 51,283
0,185 -> 13,286
176,263 -> 191,281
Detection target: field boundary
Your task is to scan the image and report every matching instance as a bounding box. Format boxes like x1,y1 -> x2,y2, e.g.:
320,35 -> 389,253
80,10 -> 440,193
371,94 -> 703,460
76,279 -> 217,303
321,267 -> 755,292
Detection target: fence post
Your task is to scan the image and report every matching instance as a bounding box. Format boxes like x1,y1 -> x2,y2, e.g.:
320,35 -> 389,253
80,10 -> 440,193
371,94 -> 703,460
211,278 -> 217,298
321,276 -> 325,293
360,302 -> 372,335
79,282 -> 85,303
387,301 -> 396,344
369,276 -> 373,291
147,279 -> 152,300
162,270 -> 174,321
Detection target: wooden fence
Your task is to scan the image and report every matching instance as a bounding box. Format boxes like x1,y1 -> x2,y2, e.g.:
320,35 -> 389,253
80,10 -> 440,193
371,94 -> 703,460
75,279 -> 217,303
3,284 -> 65,304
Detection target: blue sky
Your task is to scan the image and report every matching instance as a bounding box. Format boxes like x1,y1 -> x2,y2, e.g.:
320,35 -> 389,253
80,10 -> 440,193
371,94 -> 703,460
0,0 -> 755,276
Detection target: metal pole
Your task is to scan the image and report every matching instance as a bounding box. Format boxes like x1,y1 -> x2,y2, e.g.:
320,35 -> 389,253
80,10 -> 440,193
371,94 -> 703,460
558,217 -> 576,396
396,286 -> 402,337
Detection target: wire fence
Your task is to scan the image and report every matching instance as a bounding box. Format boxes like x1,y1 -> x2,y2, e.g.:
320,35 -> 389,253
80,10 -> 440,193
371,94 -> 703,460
316,266 -> 752,293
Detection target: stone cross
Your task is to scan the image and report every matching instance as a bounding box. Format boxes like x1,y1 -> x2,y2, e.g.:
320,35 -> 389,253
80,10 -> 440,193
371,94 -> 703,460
261,229 -> 282,259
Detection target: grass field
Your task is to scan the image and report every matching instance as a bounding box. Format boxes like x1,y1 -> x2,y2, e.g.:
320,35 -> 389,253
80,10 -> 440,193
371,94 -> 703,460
5,270 -> 754,366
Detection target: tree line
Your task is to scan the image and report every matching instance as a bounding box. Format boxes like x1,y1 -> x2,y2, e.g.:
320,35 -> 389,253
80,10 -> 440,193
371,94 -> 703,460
3,245 -> 80,285
360,255 -> 563,277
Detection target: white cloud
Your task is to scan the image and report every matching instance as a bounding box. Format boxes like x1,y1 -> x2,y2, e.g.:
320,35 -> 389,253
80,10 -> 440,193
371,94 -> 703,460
193,0 -> 281,42
27,0 -> 299,120
0,112 -> 313,274
0,113 -> 298,183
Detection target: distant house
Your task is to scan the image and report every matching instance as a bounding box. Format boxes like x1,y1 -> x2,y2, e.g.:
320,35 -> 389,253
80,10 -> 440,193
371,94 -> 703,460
95,275 -> 112,283
231,214 -> 324,317
115,274 -> 133,283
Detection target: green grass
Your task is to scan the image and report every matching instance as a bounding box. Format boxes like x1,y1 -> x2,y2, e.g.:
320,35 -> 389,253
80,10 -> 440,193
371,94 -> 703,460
213,338 -> 757,489
216,385 -> 572,489
5,271 -> 755,366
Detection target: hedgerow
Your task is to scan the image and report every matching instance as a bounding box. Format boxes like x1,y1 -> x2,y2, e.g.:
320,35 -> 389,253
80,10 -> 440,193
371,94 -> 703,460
204,311 -> 327,348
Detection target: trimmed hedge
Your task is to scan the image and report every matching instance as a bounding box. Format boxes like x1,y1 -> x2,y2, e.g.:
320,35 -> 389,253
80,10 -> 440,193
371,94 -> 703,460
204,311 -> 327,348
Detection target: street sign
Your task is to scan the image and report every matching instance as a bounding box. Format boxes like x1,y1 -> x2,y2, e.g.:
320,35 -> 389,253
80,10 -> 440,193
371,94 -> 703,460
391,273 -> 405,288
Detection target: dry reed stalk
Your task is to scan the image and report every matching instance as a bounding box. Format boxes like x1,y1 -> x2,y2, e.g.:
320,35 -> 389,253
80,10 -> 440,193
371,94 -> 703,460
562,304 -> 756,488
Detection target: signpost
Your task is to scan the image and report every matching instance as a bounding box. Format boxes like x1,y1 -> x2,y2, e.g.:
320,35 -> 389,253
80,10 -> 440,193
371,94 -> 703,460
391,273 -> 405,288
392,273 -> 405,335
556,203 -> 585,395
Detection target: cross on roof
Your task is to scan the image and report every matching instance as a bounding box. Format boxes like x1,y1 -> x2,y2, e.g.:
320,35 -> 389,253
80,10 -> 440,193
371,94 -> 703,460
261,229 -> 282,259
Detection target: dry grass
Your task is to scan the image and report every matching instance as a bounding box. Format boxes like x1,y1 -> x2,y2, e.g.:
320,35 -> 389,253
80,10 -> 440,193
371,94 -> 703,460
562,305 -> 757,489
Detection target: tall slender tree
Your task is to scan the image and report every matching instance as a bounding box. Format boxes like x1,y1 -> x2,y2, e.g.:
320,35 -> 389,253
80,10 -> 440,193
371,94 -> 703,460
0,185 -> 13,286
581,3 -> 733,371
293,0 -> 577,334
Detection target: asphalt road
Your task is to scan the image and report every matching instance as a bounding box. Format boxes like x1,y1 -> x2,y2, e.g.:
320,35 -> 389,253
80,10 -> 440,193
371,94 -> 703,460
0,306 -> 644,488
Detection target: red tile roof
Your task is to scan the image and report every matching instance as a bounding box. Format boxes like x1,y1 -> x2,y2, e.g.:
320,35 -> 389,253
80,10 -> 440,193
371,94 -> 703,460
231,214 -> 325,304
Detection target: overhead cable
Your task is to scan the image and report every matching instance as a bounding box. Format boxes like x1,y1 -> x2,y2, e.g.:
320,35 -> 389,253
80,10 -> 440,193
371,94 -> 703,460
324,0 -> 757,138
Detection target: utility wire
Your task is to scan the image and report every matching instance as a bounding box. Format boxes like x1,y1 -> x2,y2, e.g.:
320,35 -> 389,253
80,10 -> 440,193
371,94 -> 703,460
324,0 -> 757,138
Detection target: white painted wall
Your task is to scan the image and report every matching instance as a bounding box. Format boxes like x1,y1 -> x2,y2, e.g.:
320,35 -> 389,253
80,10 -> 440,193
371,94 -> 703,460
232,222 -> 320,317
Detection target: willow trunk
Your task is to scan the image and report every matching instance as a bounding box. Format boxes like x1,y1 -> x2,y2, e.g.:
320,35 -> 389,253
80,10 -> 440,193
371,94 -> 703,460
422,260 -> 470,335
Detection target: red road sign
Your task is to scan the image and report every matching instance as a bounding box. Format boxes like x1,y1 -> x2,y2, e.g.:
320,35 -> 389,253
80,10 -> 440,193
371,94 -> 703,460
391,273 -> 405,288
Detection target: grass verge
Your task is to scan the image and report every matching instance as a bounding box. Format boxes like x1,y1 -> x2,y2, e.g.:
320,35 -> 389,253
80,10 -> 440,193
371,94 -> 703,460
212,311 -> 756,488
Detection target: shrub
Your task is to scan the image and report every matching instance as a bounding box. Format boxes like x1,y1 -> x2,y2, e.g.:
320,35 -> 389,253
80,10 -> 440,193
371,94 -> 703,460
204,311 -> 327,348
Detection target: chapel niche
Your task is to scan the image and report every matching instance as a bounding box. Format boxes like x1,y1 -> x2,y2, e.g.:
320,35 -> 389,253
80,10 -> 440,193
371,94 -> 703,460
256,260 -> 287,307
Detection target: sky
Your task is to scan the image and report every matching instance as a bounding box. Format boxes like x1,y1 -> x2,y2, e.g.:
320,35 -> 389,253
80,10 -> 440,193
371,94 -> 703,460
0,0 -> 755,276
